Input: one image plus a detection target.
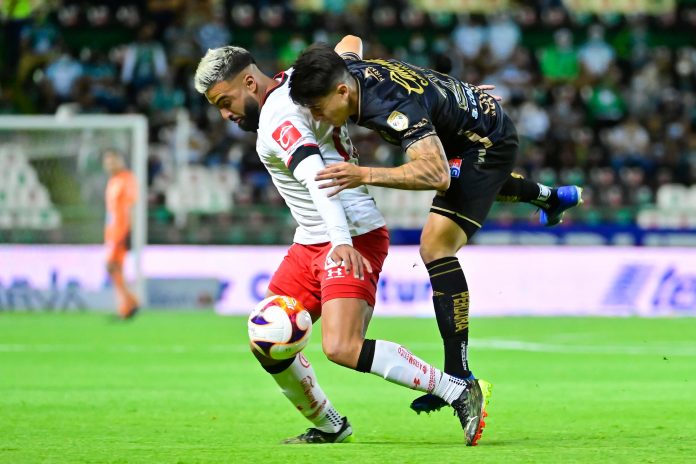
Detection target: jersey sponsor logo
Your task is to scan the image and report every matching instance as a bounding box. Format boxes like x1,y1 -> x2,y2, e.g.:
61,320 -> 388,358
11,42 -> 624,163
365,59 -> 428,94
449,158 -> 462,178
364,66 -> 384,81
387,111 -> 409,132
272,121 -> 302,151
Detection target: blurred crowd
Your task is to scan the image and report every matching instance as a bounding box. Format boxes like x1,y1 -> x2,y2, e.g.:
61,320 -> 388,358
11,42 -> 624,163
1,0 -> 696,236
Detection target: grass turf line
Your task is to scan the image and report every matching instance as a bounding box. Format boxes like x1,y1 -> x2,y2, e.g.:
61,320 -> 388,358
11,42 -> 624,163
1,312 -> 695,463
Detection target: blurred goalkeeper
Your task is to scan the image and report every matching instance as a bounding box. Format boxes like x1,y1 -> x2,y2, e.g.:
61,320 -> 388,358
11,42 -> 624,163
195,46 -> 488,446
103,149 -> 139,320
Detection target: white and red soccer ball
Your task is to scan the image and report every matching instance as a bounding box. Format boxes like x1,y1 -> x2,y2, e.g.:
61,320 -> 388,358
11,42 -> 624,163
248,295 -> 313,360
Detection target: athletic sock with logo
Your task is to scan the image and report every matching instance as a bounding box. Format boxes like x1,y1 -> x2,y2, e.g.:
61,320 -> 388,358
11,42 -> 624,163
355,339 -> 466,404
496,173 -> 559,210
264,354 -> 343,433
427,256 -> 472,379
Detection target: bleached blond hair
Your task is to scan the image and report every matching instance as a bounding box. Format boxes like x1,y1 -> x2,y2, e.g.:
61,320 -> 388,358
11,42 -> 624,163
194,46 -> 256,94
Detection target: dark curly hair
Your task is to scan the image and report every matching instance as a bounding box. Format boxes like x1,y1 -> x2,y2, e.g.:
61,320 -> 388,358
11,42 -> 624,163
289,43 -> 351,106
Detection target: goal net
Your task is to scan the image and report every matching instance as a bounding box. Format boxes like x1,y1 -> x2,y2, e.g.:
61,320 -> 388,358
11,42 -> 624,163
0,115 -> 148,306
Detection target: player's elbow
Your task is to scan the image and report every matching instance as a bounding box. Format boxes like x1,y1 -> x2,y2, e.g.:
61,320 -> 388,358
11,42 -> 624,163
434,172 -> 450,191
430,163 -> 450,191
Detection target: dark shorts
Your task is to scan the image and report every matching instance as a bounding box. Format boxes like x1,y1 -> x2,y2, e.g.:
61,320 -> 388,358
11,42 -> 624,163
430,113 -> 518,238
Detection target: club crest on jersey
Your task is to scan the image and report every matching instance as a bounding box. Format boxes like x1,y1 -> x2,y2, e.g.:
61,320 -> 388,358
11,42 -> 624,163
387,111 -> 409,132
272,121 -> 302,151
449,159 -> 462,178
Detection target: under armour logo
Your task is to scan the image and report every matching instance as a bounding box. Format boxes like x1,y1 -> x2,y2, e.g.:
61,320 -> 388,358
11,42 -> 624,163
325,267 -> 345,279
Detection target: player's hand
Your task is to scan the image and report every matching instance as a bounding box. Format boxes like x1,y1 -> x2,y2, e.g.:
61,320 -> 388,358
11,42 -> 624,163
315,162 -> 367,197
477,84 -> 503,102
328,244 -> 373,280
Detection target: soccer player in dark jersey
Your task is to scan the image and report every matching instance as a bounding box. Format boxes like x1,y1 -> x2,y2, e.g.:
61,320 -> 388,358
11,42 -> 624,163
288,36 -> 582,416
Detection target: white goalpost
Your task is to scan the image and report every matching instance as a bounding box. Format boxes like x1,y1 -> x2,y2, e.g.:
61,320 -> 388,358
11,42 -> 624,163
0,114 -> 148,306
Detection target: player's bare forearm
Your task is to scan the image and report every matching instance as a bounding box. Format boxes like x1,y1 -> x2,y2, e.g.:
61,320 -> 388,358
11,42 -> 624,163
335,35 -> 363,59
364,155 -> 447,190
315,136 -> 449,195
370,134 -> 450,191
357,135 -> 450,190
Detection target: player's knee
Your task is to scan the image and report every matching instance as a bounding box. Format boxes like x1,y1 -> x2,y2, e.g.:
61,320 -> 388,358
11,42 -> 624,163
322,337 -> 362,369
419,242 -> 456,263
419,233 -> 467,263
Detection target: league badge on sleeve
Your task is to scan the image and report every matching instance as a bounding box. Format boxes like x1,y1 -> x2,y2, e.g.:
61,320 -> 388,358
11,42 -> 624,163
387,111 -> 409,132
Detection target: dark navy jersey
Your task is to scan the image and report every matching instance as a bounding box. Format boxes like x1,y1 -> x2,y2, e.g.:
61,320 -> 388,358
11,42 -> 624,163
344,55 -> 506,159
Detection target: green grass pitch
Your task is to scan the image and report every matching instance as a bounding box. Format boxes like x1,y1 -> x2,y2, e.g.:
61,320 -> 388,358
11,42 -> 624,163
1,312 -> 695,463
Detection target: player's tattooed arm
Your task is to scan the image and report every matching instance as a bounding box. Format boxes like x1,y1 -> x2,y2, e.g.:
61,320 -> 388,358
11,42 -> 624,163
369,134 -> 450,191
335,35 -> 363,60
315,135 -> 450,196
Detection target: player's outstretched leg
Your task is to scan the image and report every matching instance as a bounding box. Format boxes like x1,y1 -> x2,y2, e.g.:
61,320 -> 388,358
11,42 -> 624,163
496,173 -> 583,226
539,185 -> 584,226
255,351 -> 352,444
354,339 -> 488,446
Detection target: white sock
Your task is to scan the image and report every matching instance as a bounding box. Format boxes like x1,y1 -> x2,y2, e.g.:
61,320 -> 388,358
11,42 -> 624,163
270,353 -> 344,433
369,340 -> 466,404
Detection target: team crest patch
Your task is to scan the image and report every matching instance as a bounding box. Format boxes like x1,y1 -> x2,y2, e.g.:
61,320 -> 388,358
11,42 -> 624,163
449,159 -> 462,178
272,121 -> 302,151
387,111 -> 409,132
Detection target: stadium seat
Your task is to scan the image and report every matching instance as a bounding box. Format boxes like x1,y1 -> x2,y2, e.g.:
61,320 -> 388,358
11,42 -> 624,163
0,209 -> 12,229
656,184 -> 688,211
636,209 -> 659,229
687,186 -> 696,211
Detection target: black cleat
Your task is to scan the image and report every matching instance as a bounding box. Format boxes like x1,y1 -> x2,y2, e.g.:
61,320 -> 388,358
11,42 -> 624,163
281,416 -> 353,444
410,393 -> 448,414
411,379 -> 492,416
451,378 -> 488,446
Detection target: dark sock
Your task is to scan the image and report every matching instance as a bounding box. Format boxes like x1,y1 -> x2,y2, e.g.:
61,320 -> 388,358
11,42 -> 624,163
261,356 -> 295,374
497,174 -> 558,209
426,256 -> 471,378
356,339 -> 376,373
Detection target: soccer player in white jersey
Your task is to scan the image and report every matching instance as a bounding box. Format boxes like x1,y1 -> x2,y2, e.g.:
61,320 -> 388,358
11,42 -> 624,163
194,46 -> 486,445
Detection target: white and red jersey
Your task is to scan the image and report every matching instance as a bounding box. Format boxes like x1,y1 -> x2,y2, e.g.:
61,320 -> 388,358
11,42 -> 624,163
256,69 -> 385,246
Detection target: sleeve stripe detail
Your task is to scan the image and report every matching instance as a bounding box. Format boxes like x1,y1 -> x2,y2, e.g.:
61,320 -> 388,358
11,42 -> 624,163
402,131 -> 438,151
340,52 -> 361,61
332,127 -> 350,161
288,144 -> 322,173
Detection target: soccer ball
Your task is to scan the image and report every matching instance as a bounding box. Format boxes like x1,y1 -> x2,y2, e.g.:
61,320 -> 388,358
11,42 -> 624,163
248,295 -> 313,360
